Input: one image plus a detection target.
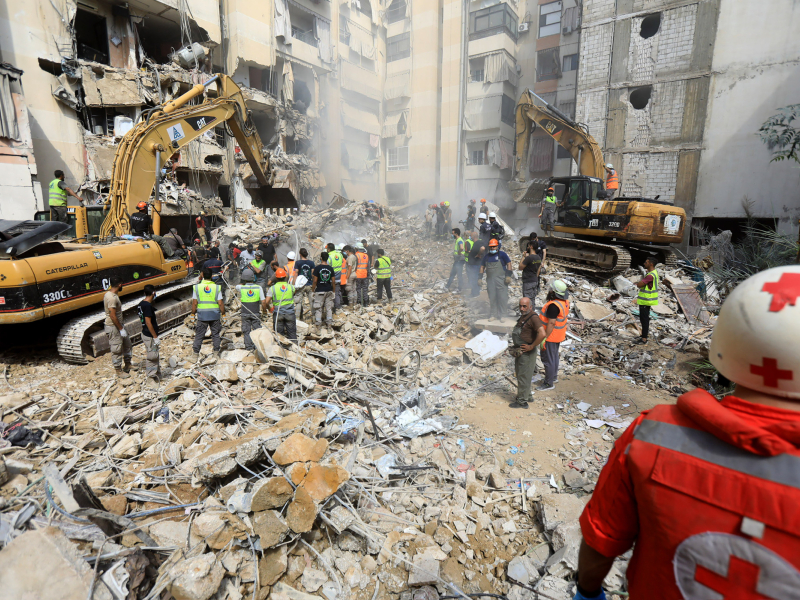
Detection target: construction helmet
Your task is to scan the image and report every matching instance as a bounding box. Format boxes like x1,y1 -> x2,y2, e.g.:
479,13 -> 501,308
241,268 -> 255,282
287,251 -> 296,260
137,201 -> 148,210
478,213 -> 487,220
275,267 -> 287,278
605,163 -> 613,169
255,250 -> 263,257
547,187 -> 555,193
489,212 -> 497,218
480,198 -> 486,203
200,211 -> 205,215
470,199 -> 476,204
550,279 -> 568,299
488,239 -> 499,247
440,201 -> 445,206
444,201 -> 450,207
710,265 -> 800,399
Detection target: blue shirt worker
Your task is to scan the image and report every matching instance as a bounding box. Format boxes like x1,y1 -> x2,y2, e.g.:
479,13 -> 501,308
235,268 -> 266,352
266,268 -> 297,343
190,267 -> 225,361
480,238 -> 512,320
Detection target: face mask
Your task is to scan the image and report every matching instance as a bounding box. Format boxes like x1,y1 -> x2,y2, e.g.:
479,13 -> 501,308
489,249 -> 497,254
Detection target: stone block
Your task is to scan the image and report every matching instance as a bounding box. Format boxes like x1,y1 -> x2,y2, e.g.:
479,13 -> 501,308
408,557 -> 440,587
191,512 -> 234,550
252,510 -> 289,548
300,464 -> 349,502
259,545 -> 288,586
111,433 -> 141,459
142,423 -> 180,449
250,477 -> 294,511
507,555 -> 540,585
272,433 -> 328,465
168,553 -> 225,600
538,493 -> 586,531
286,486 -> 317,533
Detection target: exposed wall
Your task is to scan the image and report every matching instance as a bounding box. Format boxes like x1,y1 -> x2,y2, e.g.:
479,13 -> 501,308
695,0 -> 800,234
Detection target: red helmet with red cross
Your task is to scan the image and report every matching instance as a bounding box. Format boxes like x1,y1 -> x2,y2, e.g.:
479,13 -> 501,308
710,265 -> 800,399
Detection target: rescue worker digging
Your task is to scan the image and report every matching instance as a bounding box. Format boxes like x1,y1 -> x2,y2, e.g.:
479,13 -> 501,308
575,265 -> 800,600
536,280 -> 570,393
326,243 -> 345,311
235,268 -> 266,352
635,255 -> 659,345
480,239 -> 511,321
509,297 -> 547,409
190,267 -> 225,361
266,268 -> 297,343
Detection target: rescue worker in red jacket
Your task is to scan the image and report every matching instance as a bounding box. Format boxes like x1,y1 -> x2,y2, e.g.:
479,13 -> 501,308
574,264 -> 800,600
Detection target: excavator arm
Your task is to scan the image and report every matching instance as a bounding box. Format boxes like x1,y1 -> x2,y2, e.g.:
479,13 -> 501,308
513,89 -> 605,181
100,74 -> 273,238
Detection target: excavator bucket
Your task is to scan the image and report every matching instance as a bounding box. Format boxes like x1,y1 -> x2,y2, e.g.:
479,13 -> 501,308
510,178 -> 550,204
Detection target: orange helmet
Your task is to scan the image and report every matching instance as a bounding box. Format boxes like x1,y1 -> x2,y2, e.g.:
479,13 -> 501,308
547,187 -> 555,193
488,239 -> 499,247
480,198 -> 486,203
136,201 -> 147,210
275,268 -> 287,278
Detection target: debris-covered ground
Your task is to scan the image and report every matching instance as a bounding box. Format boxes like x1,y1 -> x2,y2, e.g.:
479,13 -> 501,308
0,201 -> 718,599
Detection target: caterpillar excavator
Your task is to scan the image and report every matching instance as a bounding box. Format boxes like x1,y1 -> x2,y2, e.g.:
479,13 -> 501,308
510,89 -> 686,274
0,74 -> 292,363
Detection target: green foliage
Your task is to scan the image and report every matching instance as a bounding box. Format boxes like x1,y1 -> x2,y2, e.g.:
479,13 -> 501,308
759,104 -> 800,164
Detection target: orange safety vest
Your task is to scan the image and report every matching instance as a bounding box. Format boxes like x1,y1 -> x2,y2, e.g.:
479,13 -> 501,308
606,169 -> 619,190
355,251 -> 369,279
541,298 -> 570,343
285,260 -> 295,277
580,389 -> 800,598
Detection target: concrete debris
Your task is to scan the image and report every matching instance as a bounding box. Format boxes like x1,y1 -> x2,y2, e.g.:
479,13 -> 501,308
167,553 -> 225,600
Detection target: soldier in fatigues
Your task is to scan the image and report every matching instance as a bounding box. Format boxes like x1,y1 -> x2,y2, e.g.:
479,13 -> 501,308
235,268 -> 266,351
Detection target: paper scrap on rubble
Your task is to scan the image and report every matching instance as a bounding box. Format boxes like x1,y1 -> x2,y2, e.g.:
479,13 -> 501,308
576,402 -> 592,413
585,419 -> 606,429
465,330 -> 508,361
549,474 -> 559,489
585,418 -> 633,429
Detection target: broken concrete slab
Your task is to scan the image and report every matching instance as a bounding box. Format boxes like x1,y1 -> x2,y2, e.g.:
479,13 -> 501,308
250,476 -> 294,511
507,555 -> 540,585
252,510 -> 289,548
271,582 -> 321,600
272,432 -> 328,465
473,317 -> 517,334
574,301 -> 615,321
286,485 -> 317,533
408,556 -> 440,586
259,545 -> 288,586
300,464 -> 349,502
539,494 -> 586,531
0,527 -> 113,600
167,553 -> 225,600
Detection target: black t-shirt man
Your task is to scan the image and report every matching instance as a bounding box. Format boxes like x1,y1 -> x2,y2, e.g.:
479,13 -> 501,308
294,259 -> 315,284
467,239 -> 483,265
257,241 -> 276,264
530,238 -> 547,258
208,245 -> 221,260
130,212 -> 151,236
521,254 -> 542,282
138,300 -> 159,337
205,257 -> 223,280
313,264 -> 334,292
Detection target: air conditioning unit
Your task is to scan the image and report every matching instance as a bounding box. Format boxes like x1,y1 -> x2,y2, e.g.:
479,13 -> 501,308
518,22 -> 530,33
562,25 -> 572,34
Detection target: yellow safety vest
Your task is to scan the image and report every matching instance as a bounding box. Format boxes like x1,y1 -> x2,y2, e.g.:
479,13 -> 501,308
270,282 -> 295,308
329,251 -> 344,274
195,281 -> 220,318
453,236 -> 465,258
49,179 -> 67,206
376,256 -> 392,279
250,259 -> 266,274
239,284 -> 262,303
637,270 -> 659,306
544,194 -> 557,204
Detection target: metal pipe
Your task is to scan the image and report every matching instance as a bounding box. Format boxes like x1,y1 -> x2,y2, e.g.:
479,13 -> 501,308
527,88 -> 577,127
154,150 -> 162,235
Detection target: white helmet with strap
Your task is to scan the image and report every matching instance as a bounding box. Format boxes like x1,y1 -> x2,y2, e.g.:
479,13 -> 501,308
710,265 -> 800,399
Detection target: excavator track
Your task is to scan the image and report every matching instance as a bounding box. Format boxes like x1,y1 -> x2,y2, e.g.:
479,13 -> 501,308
542,237 -> 632,275
56,280 -> 195,364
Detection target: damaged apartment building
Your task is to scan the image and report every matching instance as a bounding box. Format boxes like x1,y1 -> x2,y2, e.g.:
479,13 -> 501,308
575,0 -> 800,243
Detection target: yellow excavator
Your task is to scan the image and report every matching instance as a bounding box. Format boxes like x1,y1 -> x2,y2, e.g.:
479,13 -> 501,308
511,89 -> 686,274
0,74 -> 292,363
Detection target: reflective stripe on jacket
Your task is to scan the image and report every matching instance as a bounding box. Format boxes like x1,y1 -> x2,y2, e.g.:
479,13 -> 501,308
49,179 -> 67,206
240,284 -> 262,303
376,256 -> 392,279
270,282 -> 295,307
637,270 -> 659,306
453,236 -> 464,258
195,281 -> 220,320
355,252 -> 368,278
606,169 -> 619,189
541,298 -> 569,343
329,251 -> 344,274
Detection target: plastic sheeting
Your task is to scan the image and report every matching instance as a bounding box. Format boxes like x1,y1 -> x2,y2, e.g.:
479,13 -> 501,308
275,0 -> 292,43
341,103 -> 381,135
384,70 -> 411,100
463,95 -> 502,131
314,18 -> 332,63
0,66 -> 20,141
484,52 -> 519,86
282,61 -> 295,105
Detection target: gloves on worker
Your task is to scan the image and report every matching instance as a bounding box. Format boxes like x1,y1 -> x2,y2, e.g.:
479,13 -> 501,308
119,328 -> 129,338
574,587 -> 606,600
505,276 -> 512,285
153,337 -> 161,348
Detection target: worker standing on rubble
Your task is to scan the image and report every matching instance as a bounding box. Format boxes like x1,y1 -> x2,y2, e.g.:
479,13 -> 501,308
190,267 -> 225,361
488,212 -> 505,242
326,243 -> 345,311
634,255 -> 659,345
266,268 -> 297,343
195,211 -> 208,246
374,249 -> 393,303
539,187 -> 560,236
480,239 -> 511,321
604,163 -> 619,198
312,251 -> 336,330
520,240 -> 543,307
466,231 -> 483,297
536,280 -> 570,392
575,265 -> 800,600
137,284 -> 161,385
443,201 -> 453,234
528,232 -> 548,272
344,245 -> 358,307
291,248 -> 315,320
104,276 -> 132,375
466,199 -> 477,232
208,240 -> 221,260
510,297 -> 547,409
437,203 -> 448,240
355,244 -> 370,307
446,227 -> 466,293
235,269 -> 266,352
250,250 -> 268,290
130,202 -> 151,237
48,169 -> 84,224
478,213 -> 491,249
240,243 -> 255,266
425,204 -> 434,237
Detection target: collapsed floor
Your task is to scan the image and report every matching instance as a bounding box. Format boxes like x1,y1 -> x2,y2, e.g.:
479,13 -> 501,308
0,202 -> 718,600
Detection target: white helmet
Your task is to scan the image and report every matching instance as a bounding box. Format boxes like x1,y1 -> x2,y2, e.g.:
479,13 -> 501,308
287,251 -> 296,260
489,212 -> 497,219
606,163 -> 614,169
710,265 -> 800,399
478,213 -> 487,220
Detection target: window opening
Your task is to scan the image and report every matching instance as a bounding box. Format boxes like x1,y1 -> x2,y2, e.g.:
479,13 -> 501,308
538,1 -> 561,38
640,13 -> 661,39
75,8 -> 110,64
629,86 -> 652,110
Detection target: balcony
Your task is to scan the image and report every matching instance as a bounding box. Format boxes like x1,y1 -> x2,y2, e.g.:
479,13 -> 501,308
469,3 -> 518,43
292,26 -> 318,48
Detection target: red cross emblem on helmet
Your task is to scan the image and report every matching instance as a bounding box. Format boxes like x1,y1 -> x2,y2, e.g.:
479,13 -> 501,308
674,533 -> 800,599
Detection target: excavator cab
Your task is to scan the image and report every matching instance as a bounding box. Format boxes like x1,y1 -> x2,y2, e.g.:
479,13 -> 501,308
550,176 -> 606,229
33,206 -> 107,242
